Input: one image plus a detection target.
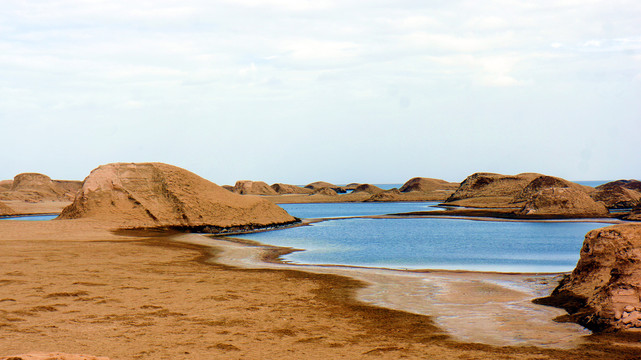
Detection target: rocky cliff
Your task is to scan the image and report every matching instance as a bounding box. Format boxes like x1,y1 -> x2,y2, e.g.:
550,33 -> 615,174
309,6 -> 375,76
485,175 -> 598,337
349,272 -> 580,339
58,163 -> 296,231
0,201 -> 13,216
536,224 -> 641,331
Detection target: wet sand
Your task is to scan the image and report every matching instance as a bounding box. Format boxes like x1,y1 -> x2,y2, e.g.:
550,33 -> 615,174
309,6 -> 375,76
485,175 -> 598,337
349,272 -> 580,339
2,219 -> 641,359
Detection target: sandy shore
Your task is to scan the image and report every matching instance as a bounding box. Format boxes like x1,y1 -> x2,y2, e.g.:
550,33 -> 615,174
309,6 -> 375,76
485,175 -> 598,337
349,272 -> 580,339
2,219 -> 641,359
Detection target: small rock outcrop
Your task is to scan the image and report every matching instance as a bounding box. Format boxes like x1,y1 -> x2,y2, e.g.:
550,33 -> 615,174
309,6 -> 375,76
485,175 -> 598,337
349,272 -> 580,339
400,177 -> 458,192
0,180 -> 12,191
516,188 -> 608,218
233,180 -> 278,195
536,224 -> 641,331
352,184 -> 383,194
58,163 -> 296,230
592,180 -> 641,209
271,183 -> 313,195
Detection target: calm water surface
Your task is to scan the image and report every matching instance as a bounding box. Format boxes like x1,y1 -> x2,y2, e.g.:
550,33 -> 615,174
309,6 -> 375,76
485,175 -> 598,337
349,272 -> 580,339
0,214 -> 58,221
279,201 -> 440,219
238,203 -> 606,273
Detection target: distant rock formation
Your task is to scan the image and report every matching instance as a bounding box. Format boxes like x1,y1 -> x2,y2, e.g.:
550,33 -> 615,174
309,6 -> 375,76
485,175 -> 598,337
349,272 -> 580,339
0,201 -> 14,216
592,180 -> 641,209
344,183 -> 360,191
365,189 -> 403,202
0,173 -> 81,202
232,180 -> 278,195
305,181 -> 346,193
58,163 -> 296,231
271,183 -> 313,195
445,173 -> 541,206
536,224 -> 641,331
512,175 -> 592,204
352,184 -> 383,194
400,177 -> 458,192
313,187 -> 338,196
222,185 -> 235,192
516,188 -> 608,217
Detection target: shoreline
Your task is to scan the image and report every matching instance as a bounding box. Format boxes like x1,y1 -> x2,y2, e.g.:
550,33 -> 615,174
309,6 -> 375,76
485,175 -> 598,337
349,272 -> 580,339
175,232 -> 592,348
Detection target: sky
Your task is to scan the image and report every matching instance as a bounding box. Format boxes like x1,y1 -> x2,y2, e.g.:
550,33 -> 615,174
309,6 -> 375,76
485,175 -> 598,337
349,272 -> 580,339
1,0 -> 640,185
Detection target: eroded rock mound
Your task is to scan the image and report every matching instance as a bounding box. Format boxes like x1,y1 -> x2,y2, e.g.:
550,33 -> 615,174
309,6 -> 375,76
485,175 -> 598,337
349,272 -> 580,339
233,180 -> 278,195
592,180 -> 641,209
58,163 -> 296,230
445,173 -> 541,206
0,173 -> 81,202
313,187 -> 338,196
305,181 -> 346,193
352,184 -> 383,194
512,175 -> 591,203
365,188 -> 403,202
0,180 -> 12,191
537,224 -> 641,331
271,183 -> 313,195
400,177 -> 458,192
517,188 -> 608,217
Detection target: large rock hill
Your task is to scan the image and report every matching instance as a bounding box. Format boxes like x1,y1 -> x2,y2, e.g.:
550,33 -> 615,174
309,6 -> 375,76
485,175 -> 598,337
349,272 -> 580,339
352,184 -> 383,194
536,224 -> 641,331
58,163 -> 296,230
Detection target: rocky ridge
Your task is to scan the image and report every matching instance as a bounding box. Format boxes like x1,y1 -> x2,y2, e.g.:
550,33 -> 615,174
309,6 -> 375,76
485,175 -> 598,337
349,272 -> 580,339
232,180 -> 278,195
0,173 -> 81,202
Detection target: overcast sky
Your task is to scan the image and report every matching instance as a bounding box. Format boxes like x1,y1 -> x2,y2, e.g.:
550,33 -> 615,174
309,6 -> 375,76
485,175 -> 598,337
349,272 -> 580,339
1,0 -> 639,185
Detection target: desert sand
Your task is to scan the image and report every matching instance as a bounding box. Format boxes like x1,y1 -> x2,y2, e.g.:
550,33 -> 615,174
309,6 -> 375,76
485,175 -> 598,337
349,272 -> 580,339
2,219 -> 641,360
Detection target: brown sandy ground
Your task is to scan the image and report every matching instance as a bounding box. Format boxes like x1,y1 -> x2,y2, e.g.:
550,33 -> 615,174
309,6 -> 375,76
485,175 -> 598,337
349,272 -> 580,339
1,221 -> 641,359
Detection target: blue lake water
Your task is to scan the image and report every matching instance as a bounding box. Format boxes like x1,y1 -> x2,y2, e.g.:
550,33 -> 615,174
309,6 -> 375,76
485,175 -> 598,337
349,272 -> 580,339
0,214 -> 58,221
279,201 -> 440,219
237,203 -> 607,273
235,218 -> 605,273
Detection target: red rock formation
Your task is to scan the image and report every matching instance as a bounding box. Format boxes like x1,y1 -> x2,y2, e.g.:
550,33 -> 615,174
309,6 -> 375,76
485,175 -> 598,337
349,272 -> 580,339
58,163 -> 296,230
445,172 -> 541,206
0,173 -> 81,202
